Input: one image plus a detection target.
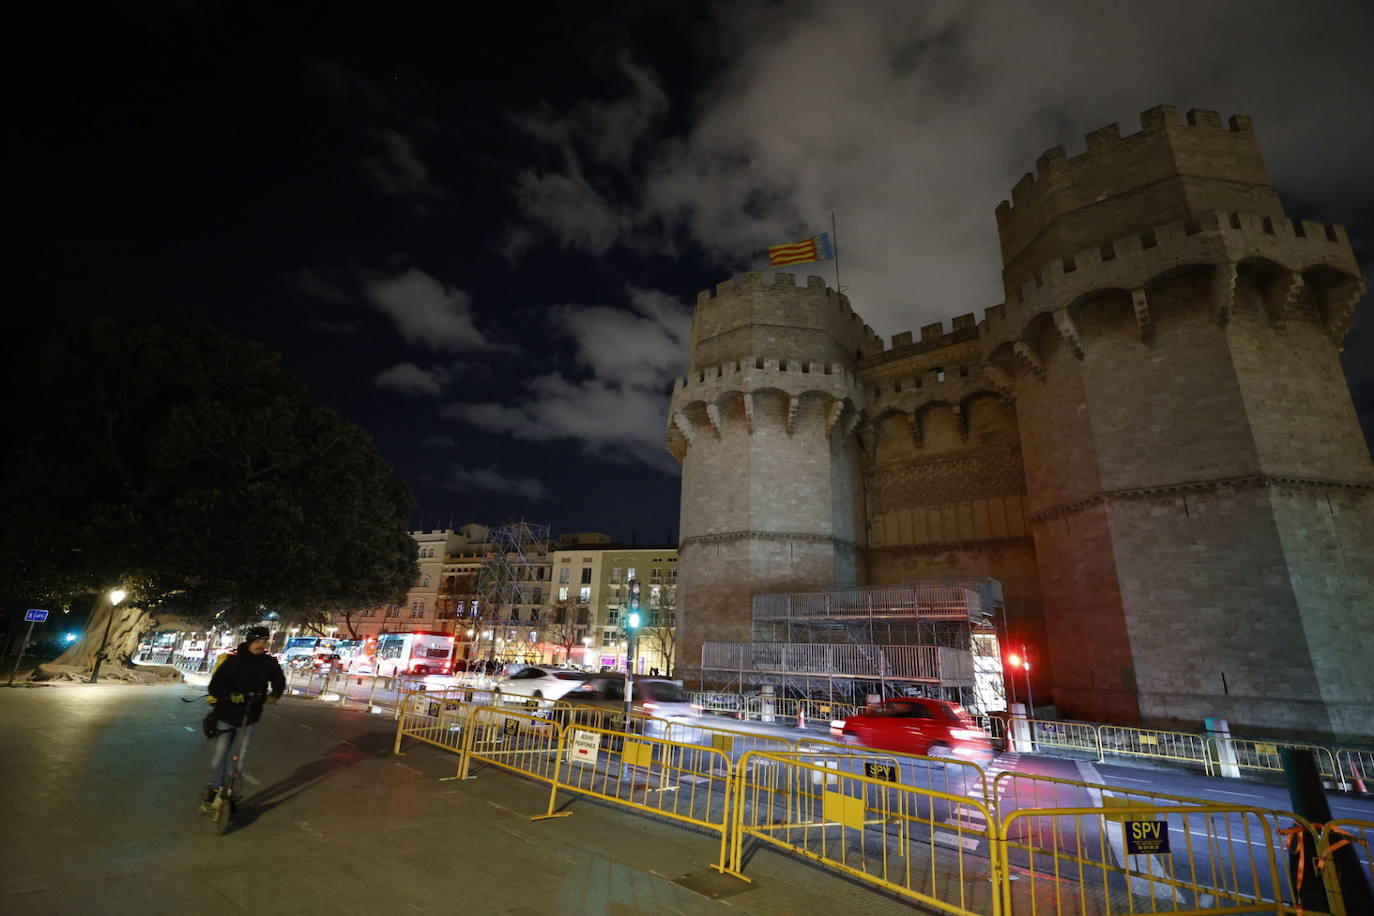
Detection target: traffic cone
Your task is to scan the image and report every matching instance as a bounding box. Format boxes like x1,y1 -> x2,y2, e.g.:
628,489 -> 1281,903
1353,763 -> 1368,795
797,706 -> 807,730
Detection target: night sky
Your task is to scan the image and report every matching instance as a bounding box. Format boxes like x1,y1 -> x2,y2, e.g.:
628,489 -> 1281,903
17,1 -> 1374,542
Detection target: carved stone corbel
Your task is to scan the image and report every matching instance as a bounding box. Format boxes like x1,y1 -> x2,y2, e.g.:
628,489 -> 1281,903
824,398 -> 844,435
672,410 -> 695,444
1264,271 -> 1304,329
1131,287 -> 1153,342
1212,261 -> 1238,326
1013,340 -> 1045,379
1053,308 -> 1084,359
705,403 -> 723,438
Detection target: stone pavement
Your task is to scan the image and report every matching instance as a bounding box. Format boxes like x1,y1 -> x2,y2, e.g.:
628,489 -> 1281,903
0,684 -> 932,915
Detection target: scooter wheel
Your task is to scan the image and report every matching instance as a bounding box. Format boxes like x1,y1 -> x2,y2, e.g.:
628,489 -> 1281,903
213,794 -> 233,835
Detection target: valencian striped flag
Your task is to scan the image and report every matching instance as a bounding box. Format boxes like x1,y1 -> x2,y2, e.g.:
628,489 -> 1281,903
768,231 -> 835,267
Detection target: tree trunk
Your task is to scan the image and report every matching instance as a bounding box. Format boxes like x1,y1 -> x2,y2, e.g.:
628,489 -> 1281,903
31,594 -> 166,681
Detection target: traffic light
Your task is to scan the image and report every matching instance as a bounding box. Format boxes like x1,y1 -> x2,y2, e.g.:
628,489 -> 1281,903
627,579 -> 642,629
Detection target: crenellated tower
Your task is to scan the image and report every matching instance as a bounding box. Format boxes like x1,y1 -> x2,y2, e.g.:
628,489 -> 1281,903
667,271 -> 878,683
986,105 -> 1372,735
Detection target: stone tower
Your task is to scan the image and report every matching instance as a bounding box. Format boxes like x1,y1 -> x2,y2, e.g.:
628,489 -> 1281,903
666,272 -> 877,683
985,105 -> 1372,735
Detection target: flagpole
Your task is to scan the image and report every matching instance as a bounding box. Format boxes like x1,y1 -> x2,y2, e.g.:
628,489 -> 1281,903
831,211 -> 842,293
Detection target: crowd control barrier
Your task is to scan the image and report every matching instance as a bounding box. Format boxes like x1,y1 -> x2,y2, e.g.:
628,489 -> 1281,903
997,804 -> 1287,914
726,750 -> 1001,915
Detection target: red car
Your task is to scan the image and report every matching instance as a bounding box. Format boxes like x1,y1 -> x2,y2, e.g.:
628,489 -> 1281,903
840,698 -> 992,762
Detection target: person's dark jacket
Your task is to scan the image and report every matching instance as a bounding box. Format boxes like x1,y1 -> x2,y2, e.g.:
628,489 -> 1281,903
208,643 -> 286,726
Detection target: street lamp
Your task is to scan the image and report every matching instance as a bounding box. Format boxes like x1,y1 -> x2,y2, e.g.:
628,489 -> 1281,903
89,587 -> 127,683
1008,645 -> 1035,719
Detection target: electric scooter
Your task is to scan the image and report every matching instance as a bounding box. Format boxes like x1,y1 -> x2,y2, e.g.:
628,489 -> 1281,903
201,692 -> 264,835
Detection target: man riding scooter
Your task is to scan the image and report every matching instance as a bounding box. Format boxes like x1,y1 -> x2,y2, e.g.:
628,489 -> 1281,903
201,625 -> 285,809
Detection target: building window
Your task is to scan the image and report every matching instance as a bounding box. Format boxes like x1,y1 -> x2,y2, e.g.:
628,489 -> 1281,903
627,567 -> 636,580
531,588 -> 542,605
386,606 -> 399,618
611,567 -> 621,582
578,586 -> 591,603
558,586 -> 569,601
580,567 -> 592,584
421,575 -> 430,587
607,609 -> 619,624
650,585 -> 661,605
559,567 -> 570,584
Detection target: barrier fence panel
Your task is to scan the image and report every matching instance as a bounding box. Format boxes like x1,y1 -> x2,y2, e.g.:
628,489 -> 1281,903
549,703 -> 664,735
1208,738 -> 1347,789
998,804 -> 1288,915
1321,819 -> 1374,914
1097,725 -> 1211,772
543,723 -> 737,869
459,705 -> 564,783
1026,718 -> 1103,758
392,688 -> 481,755
1335,749 -> 1374,792
665,720 -> 799,776
728,750 -> 999,915
796,737 -> 992,813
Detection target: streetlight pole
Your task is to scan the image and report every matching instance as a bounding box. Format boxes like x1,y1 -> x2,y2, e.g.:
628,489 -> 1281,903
1020,643 -> 1035,719
89,588 -> 126,683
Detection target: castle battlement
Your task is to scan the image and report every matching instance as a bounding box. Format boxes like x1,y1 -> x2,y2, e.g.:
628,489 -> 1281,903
980,208 -> 1363,356
670,355 -> 862,397
996,106 -> 1262,222
692,270 -> 884,355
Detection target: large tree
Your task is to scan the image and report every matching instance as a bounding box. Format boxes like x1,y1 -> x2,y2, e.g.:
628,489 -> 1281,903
0,315 -> 417,678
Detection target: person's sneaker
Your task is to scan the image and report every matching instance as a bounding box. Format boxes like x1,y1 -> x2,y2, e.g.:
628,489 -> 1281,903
199,786 -> 217,812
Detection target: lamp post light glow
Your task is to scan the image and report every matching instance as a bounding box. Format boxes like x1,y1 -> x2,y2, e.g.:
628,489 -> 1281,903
89,587 -> 127,683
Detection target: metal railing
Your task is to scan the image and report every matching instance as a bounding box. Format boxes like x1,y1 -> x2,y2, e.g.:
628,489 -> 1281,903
701,642 -> 948,680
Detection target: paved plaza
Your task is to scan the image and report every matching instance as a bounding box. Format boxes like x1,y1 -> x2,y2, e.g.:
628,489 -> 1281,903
1,684 -> 924,915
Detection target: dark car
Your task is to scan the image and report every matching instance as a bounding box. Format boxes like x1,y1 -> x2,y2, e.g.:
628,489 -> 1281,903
840,698 -> 992,762
561,674 -> 697,721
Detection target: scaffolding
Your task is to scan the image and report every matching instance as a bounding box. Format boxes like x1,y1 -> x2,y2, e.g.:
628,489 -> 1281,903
701,578 -> 1004,712
473,520 -> 551,662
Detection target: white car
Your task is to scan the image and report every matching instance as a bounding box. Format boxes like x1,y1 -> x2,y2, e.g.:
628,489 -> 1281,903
495,666 -> 591,701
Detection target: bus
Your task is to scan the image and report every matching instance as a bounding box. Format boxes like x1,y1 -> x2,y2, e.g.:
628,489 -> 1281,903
282,636 -> 340,668
374,631 -> 455,677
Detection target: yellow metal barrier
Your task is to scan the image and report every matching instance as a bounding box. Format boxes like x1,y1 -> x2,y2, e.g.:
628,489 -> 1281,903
540,723 -> 737,870
797,737 -> 992,813
1207,737 -> 1347,789
1335,750 -> 1374,793
391,688 -> 484,755
998,804 -> 1289,914
664,720 -> 799,774
458,705 -> 564,782
727,750 -> 1000,915
1097,724 -> 1212,771
1320,819 -> 1373,916
547,702 -> 665,735
1024,717 -> 1103,757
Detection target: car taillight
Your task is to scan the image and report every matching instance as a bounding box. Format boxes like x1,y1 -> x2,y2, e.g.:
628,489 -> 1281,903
951,728 -> 985,740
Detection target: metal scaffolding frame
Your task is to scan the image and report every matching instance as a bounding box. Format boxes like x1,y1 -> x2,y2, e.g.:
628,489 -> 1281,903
701,579 -> 1003,711
473,520 -> 551,662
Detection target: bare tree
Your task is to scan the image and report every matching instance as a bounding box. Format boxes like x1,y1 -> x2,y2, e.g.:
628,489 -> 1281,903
641,588 -> 678,677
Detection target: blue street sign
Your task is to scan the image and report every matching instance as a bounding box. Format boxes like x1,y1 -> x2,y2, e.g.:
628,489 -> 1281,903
25,609 -> 49,622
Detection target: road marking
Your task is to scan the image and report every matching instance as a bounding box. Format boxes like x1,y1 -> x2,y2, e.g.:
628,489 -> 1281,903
242,772 -> 260,786
1168,826 -> 1268,848
1207,790 -> 1263,799
299,723 -> 314,730
184,726 -> 195,732
933,831 -> 980,850
1101,775 -> 1153,783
